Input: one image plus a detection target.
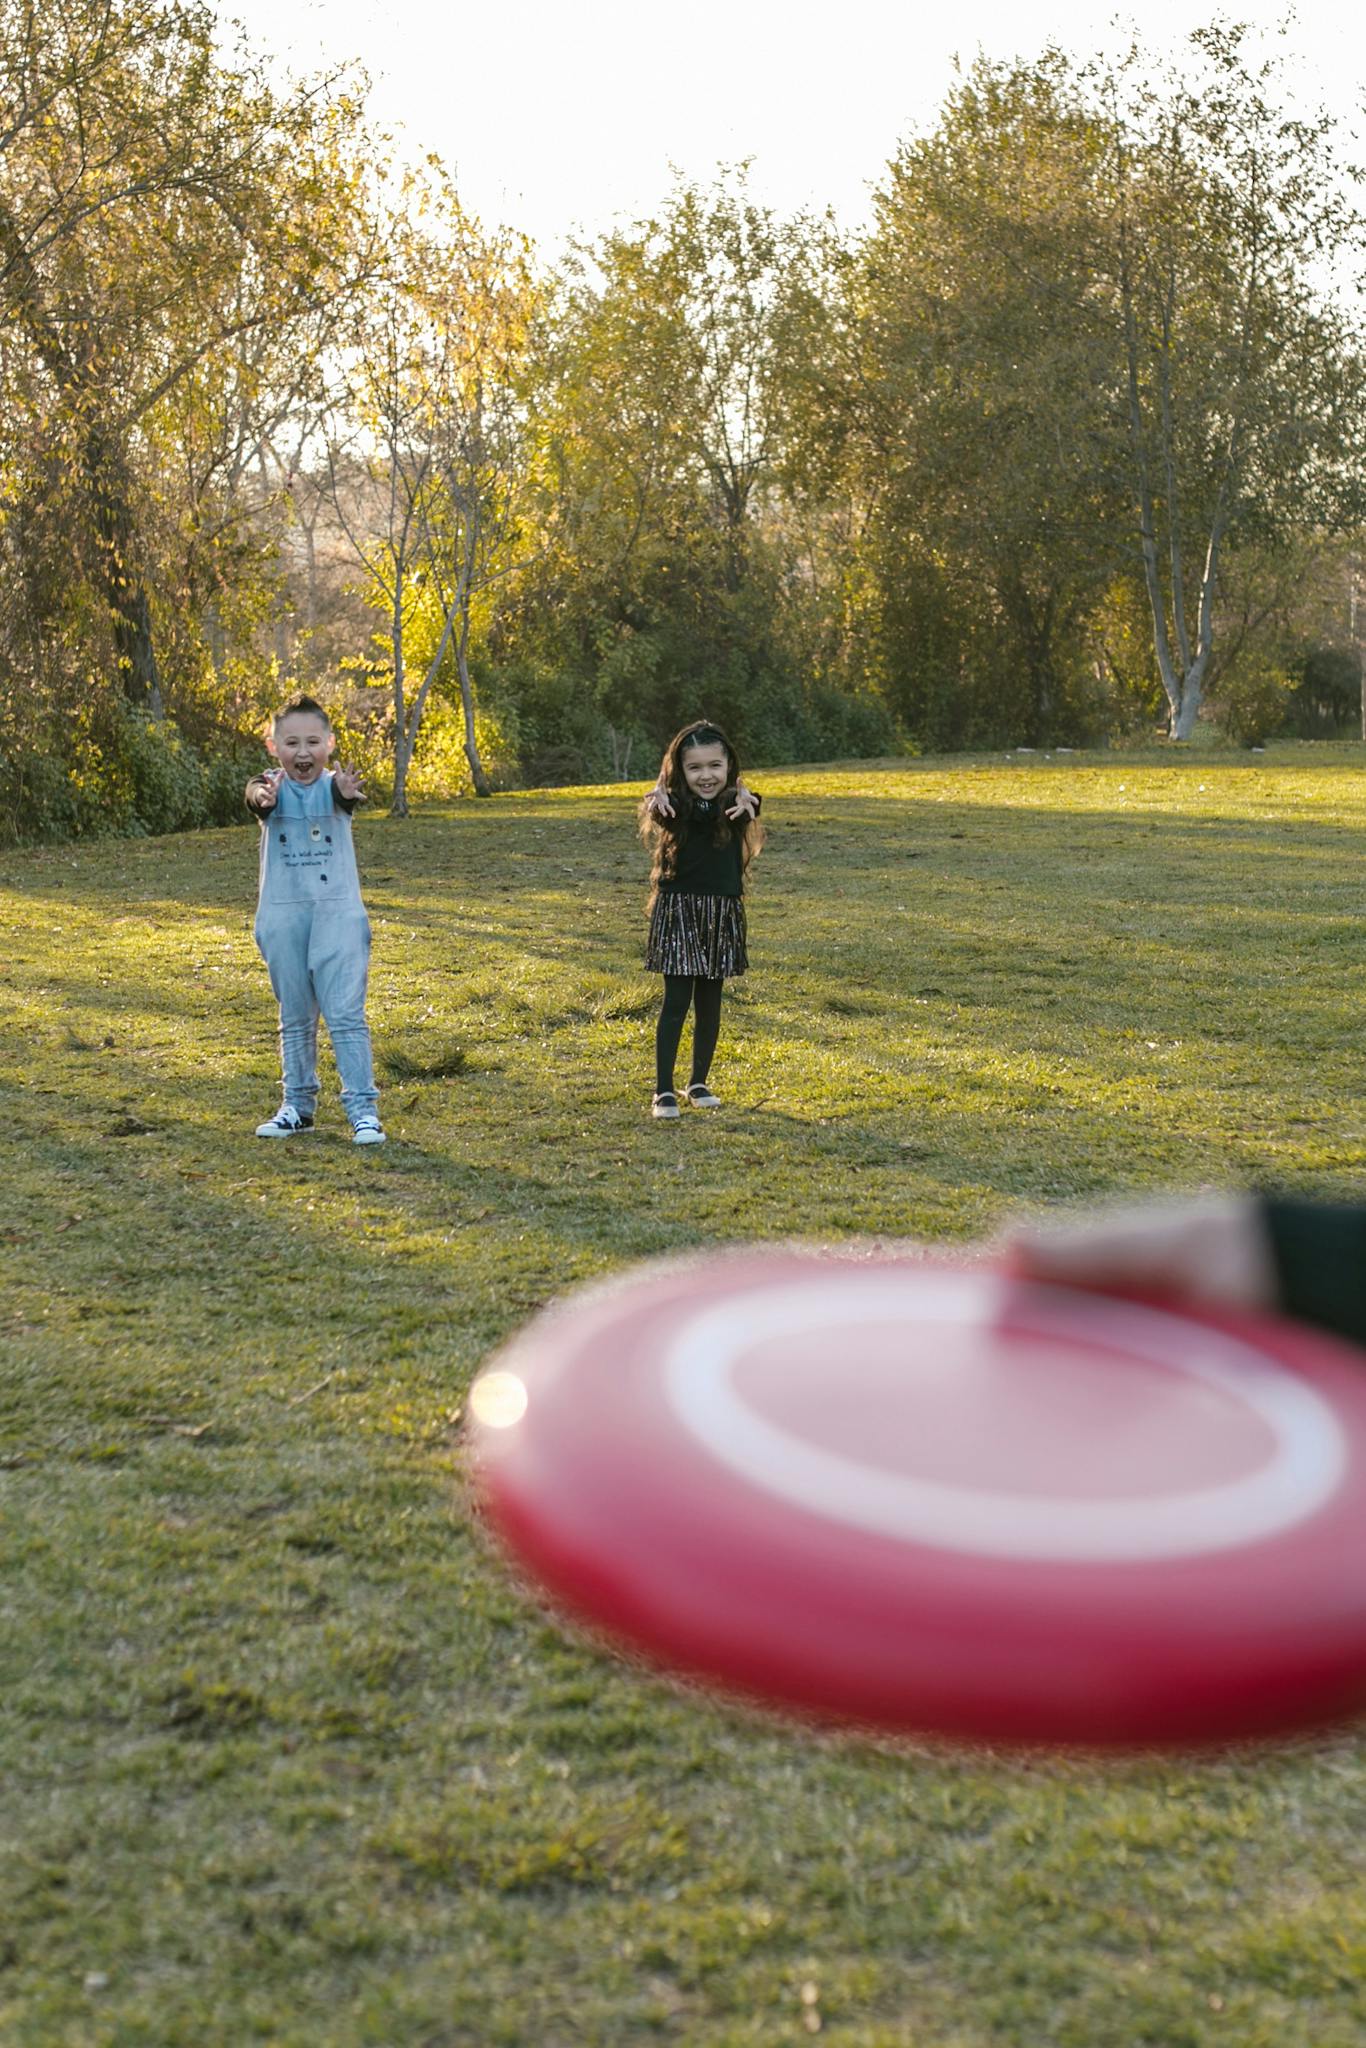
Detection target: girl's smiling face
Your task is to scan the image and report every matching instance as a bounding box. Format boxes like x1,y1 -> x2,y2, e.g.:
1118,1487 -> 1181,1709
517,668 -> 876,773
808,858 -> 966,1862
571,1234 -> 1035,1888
680,741 -> 728,799
269,712 -> 334,783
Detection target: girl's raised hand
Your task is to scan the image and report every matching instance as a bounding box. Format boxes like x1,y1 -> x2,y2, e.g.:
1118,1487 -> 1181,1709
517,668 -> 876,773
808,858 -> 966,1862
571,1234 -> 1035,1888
726,782 -> 758,820
335,764 -> 367,803
644,780 -> 675,819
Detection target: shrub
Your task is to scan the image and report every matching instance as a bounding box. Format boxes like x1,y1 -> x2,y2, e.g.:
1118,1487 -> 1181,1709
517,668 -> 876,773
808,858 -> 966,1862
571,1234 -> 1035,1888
1213,657 -> 1296,748
1286,647 -> 1362,738
525,745 -> 590,787
406,695 -> 522,798
0,705 -> 260,845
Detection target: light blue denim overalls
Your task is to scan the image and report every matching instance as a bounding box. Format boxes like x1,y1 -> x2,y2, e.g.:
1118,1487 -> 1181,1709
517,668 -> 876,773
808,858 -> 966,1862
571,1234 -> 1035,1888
253,773 -> 378,1124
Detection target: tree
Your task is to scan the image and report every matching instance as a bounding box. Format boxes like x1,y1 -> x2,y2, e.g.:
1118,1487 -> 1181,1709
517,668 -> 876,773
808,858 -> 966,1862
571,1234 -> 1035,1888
323,177 -> 541,811
493,169 -> 828,765
1092,26 -> 1364,736
815,33 -> 1365,746
841,58 -> 1127,745
0,0 -> 374,712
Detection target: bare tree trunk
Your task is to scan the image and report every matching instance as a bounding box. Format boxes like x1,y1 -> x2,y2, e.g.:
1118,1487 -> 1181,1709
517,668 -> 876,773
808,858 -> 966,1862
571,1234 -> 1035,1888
1170,492 -> 1231,737
1117,208 -> 1185,734
1351,554 -> 1365,740
1169,662 -> 1205,739
391,729 -> 413,816
94,483 -> 164,713
301,516 -> 319,632
1158,281 -> 1195,683
389,588 -> 409,816
1125,383 -> 1184,731
454,611 -> 492,797
607,726 -> 633,779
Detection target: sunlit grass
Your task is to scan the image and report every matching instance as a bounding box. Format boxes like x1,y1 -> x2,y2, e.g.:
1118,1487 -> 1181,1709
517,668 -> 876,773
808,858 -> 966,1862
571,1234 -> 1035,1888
1,742 -> 1364,2045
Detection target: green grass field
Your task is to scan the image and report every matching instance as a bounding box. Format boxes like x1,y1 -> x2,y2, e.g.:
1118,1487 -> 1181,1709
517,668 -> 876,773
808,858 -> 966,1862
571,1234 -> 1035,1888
3,746 -> 1365,2046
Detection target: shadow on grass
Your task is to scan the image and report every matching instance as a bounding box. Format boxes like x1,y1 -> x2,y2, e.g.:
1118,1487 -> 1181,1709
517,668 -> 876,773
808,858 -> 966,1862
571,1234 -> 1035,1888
7,783 -> 1364,1180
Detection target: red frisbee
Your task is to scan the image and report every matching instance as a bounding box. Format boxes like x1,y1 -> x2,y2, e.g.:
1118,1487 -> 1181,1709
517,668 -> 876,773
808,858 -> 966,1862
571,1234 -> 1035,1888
468,1248 -> 1366,1749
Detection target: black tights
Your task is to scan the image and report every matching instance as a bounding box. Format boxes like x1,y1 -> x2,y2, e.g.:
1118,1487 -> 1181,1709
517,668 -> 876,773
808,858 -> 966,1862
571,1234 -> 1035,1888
655,975 -> 724,1096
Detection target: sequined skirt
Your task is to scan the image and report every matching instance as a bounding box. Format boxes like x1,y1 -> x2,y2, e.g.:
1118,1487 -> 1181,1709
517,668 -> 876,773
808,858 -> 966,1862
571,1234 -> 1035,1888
645,891 -> 748,978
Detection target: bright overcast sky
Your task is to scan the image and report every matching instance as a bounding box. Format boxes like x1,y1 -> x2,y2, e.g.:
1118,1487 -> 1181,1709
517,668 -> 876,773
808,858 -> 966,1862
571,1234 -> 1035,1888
214,3 -> 1363,251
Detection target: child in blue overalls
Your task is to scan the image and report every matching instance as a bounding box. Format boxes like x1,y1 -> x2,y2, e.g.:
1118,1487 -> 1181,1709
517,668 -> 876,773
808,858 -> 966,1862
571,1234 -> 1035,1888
245,696 -> 385,1144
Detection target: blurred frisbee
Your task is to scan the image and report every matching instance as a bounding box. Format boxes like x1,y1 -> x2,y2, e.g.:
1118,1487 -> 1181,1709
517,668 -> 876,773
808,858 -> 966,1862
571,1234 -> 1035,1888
468,1249 -> 1366,1748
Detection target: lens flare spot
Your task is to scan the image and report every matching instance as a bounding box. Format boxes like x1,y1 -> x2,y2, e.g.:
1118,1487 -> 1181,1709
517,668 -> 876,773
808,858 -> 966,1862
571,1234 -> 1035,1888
470,1371 -> 529,1430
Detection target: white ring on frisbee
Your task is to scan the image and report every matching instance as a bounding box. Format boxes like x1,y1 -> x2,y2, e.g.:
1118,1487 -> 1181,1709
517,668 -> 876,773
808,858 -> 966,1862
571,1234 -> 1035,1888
662,1270 -> 1348,1563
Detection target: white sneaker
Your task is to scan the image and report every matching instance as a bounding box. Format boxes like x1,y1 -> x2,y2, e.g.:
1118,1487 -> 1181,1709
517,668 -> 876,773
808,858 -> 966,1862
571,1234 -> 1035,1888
256,1107 -> 314,1138
352,1116 -> 386,1146
651,1092 -> 680,1120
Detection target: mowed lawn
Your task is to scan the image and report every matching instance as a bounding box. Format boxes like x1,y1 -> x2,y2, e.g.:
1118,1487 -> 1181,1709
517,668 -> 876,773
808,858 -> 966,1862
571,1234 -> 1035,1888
2,747 -> 1365,2048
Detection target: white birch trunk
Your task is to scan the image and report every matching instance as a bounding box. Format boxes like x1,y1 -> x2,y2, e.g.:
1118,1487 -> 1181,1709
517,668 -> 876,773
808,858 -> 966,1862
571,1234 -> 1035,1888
389,586 -> 410,816
455,616 -> 491,797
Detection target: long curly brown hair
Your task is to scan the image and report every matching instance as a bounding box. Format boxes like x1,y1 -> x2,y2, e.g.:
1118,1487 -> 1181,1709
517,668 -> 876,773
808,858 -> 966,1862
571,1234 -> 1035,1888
638,720 -> 764,908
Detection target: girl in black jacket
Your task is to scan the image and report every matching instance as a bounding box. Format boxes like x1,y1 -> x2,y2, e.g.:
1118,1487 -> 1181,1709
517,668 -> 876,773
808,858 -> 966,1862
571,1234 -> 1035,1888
639,721 -> 764,1121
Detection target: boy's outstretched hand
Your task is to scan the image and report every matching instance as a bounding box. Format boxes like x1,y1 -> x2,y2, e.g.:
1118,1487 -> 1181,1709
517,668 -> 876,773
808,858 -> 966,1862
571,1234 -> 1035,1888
246,767 -> 284,811
1001,1193 -> 1277,1311
335,765 -> 367,803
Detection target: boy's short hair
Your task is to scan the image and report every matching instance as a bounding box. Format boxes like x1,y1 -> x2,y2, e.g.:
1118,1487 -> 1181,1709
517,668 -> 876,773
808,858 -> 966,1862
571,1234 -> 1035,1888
273,694 -> 331,729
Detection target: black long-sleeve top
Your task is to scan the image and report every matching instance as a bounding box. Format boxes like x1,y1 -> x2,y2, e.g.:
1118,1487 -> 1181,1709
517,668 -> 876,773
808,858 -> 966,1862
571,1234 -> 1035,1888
1261,1197 -> 1366,1349
655,791 -> 760,898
